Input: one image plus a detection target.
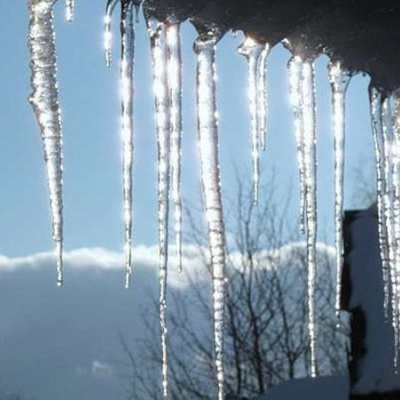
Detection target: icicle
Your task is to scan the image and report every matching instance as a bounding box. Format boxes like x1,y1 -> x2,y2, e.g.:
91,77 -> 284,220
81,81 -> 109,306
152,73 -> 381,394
194,28 -> 226,400
104,0 -> 119,67
238,36 -> 263,204
392,89 -> 400,369
301,59 -> 318,377
369,86 -> 391,320
381,93 -> 399,369
66,0 -> 74,21
166,23 -> 183,273
328,61 -> 351,320
288,56 -> 306,234
258,44 -> 270,151
28,0 -> 64,287
148,18 -> 171,397
120,2 -> 135,289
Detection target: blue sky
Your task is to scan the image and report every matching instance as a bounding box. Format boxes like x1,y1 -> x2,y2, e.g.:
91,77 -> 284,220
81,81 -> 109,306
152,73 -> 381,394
0,1 -> 376,399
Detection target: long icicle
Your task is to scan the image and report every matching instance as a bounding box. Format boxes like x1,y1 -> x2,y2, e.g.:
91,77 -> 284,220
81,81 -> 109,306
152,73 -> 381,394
120,1 -> 135,289
328,61 -> 351,320
238,37 -> 263,204
381,93 -> 399,369
369,86 -> 391,320
194,29 -> 226,400
288,55 -> 306,233
166,23 -> 183,273
148,18 -> 171,397
258,44 -> 270,151
392,89 -> 400,368
301,59 -> 318,377
28,0 -> 64,287
66,0 -> 74,21
104,0 -> 119,67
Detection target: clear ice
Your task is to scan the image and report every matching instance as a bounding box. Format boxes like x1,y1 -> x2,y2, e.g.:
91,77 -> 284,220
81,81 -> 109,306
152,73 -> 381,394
66,0 -> 74,21
370,87 -> 391,320
148,18 -> 171,398
258,44 -> 270,151
104,0 -> 119,67
301,59 -> 318,377
28,0 -> 64,287
238,37 -> 263,204
120,2 -> 135,289
194,28 -> 226,400
288,56 -> 306,234
381,92 -> 400,368
166,23 -> 183,273
328,61 -> 351,319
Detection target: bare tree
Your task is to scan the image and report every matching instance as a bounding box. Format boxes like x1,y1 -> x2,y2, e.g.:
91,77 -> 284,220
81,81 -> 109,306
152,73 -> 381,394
119,177 -> 349,399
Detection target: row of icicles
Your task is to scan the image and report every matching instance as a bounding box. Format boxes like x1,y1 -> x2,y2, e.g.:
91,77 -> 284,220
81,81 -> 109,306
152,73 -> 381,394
27,0 -> 400,398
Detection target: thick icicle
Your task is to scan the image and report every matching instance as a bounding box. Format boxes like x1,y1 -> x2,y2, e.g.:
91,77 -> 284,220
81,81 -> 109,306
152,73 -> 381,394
288,56 -> 306,233
166,23 -> 183,273
194,28 -> 226,400
258,44 -> 270,151
381,93 -> 399,368
392,90 -> 400,368
238,37 -> 263,204
328,61 -> 351,319
369,86 -> 391,320
104,0 -> 119,67
120,2 -> 135,289
28,0 -> 64,287
148,18 -> 171,397
66,0 -> 74,21
301,59 -> 318,377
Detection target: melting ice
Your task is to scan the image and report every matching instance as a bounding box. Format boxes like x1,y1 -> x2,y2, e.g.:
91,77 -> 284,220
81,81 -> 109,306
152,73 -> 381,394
328,61 -> 351,319
148,17 -> 172,397
28,0 -> 64,286
195,28 -> 226,400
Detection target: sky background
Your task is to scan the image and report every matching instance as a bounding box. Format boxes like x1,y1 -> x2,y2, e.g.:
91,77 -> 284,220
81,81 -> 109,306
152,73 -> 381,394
0,1 -> 375,399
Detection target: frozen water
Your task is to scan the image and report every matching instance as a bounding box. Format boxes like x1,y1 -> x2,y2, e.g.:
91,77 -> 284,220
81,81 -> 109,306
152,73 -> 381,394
28,0 -> 64,287
166,24 -> 183,273
238,36 -> 263,204
66,0 -> 74,21
370,86 -> 391,320
301,59 -> 318,378
288,55 -> 306,234
148,17 -> 171,397
120,2 -> 135,289
194,28 -> 226,400
258,44 -> 270,151
288,55 -> 318,376
104,0 -> 119,67
328,61 -> 351,319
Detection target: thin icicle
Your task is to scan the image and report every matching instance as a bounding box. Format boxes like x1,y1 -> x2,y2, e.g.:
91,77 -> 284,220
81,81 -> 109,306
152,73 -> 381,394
148,18 -> 171,397
328,61 -> 351,320
120,2 -> 135,289
238,37 -> 263,204
381,93 -> 399,369
194,29 -> 226,400
370,86 -> 391,320
66,0 -> 74,21
288,56 -> 306,234
301,59 -> 318,377
258,44 -> 270,151
166,23 -> 183,273
104,0 -> 119,67
28,0 -> 64,287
